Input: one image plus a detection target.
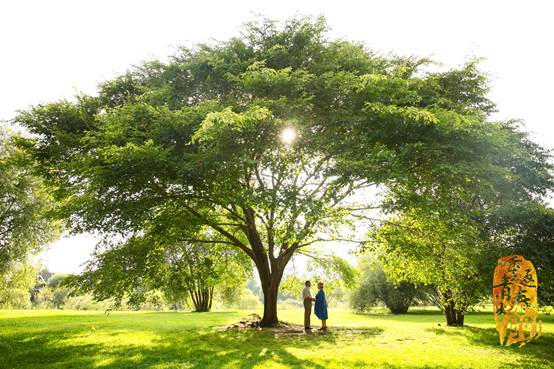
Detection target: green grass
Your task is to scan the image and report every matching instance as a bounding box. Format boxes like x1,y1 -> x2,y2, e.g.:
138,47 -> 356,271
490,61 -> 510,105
0,309 -> 553,369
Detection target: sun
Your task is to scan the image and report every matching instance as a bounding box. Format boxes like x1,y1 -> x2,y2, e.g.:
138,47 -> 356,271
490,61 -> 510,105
280,127 -> 297,145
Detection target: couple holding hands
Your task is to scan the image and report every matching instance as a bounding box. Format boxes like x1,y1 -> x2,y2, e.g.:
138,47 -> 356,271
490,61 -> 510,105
302,280 -> 328,331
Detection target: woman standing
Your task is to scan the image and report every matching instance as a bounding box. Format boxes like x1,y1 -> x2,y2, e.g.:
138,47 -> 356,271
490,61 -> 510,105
314,282 -> 328,330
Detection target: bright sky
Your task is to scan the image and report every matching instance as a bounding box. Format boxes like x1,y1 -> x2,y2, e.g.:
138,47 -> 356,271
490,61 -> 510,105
2,0 -> 553,273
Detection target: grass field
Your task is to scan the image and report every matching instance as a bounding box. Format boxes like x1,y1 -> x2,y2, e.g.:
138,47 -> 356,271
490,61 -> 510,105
0,309 -> 553,369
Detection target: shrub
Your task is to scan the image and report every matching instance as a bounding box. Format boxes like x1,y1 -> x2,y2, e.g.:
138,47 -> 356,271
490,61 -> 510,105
0,288 -> 31,308
52,288 -> 71,309
218,286 -> 242,308
351,263 -> 417,314
278,298 -> 302,310
64,294 -> 111,310
225,288 -> 261,310
46,273 -> 71,288
139,290 -> 166,311
34,287 -> 54,308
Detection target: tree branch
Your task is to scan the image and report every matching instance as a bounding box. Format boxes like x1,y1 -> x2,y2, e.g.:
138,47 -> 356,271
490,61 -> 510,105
298,238 -> 366,248
183,204 -> 254,259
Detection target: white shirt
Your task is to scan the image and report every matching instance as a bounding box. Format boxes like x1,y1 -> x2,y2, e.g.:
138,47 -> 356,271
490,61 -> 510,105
302,286 -> 312,301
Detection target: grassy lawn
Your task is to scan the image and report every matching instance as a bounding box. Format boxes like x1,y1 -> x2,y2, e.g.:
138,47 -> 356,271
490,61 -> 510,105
0,309 -> 552,369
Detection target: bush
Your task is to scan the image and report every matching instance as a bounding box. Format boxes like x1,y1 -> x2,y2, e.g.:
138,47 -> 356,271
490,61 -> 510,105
167,301 -> 189,311
64,294 -> 111,310
380,281 -> 417,314
351,263 -> 417,314
217,287 -> 261,310
218,286 -> 242,308
0,288 -> 31,308
46,273 -> 71,288
52,288 -> 71,309
34,287 -> 54,308
278,298 -> 302,310
225,288 -> 261,310
139,290 -> 166,311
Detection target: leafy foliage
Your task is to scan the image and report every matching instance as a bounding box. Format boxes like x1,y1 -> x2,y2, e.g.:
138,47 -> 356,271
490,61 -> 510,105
67,227 -> 251,312
351,257 -> 418,314
0,261 -> 38,308
487,204 -> 554,305
365,116 -> 553,324
46,273 -> 71,289
0,126 -> 60,275
369,210 -> 490,312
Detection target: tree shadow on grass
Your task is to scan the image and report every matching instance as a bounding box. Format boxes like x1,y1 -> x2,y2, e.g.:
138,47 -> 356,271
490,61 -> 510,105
1,323 -> 384,369
1,329 -> 102,369
426,324 -> 554,368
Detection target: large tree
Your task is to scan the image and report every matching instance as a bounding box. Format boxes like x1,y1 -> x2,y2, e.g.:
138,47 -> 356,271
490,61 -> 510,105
17,17 -> 552,326
367,119 -> 553,326
370,209 -> 493,326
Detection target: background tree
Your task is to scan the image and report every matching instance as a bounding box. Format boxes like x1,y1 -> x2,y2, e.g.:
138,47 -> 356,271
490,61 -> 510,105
350,256 -> 418,314
38,267 -> 52,284
17,17 -> 553,326
365,117 -> 553,326
46,273 -> 71,289
487,203 -> 554,306
0,260 -> 38,308
219,287 -> 262,310
68,225 -> 251,312
162,241 -> 251,312
369,210 -> 492,325
0,125 -> 59,275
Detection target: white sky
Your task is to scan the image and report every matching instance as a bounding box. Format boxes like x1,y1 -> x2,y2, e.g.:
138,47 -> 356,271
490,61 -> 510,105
1,0 -> 553,273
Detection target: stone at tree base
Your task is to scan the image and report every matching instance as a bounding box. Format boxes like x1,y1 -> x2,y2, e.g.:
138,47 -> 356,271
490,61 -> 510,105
229,313 -> 262,329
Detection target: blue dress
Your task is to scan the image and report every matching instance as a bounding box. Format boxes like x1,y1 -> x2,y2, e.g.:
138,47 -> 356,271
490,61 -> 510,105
314,289 -> 328,320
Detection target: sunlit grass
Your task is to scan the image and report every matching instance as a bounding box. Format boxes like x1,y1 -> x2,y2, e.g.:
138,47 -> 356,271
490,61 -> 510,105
0,309 -> 552,368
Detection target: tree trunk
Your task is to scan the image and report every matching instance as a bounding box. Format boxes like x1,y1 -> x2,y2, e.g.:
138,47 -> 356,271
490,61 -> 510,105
260,281 -> 279,326
257,260 -> 288,327
444,300 -> 464,326
455,310 -> 465,326
190,287 -> 212,312
208,286 -> 214,310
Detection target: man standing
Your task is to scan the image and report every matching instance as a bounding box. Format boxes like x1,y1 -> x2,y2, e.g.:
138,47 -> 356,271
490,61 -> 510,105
303,280 -> 316,330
